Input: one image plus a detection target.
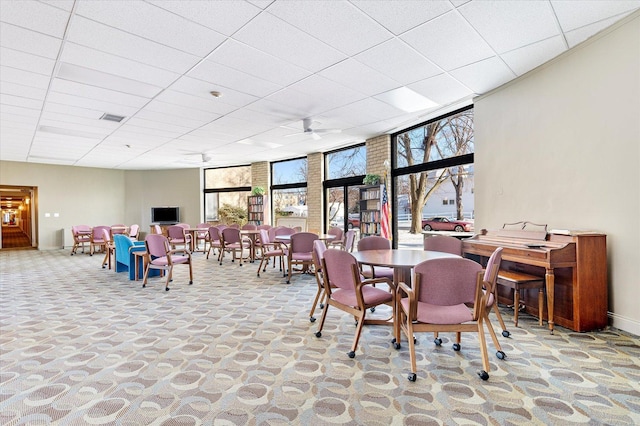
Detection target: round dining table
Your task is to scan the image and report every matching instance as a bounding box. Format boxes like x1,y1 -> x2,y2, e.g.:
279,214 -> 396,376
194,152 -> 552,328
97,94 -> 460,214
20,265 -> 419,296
352,249 -> 460,286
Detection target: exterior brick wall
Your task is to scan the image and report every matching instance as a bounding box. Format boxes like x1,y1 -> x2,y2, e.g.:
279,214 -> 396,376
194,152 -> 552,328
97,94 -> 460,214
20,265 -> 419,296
306,152 -> 323,233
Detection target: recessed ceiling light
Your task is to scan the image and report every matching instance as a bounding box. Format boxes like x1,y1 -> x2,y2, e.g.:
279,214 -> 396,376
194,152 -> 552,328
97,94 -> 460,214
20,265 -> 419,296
210,91 -> 223,98
375,87 -> 438,113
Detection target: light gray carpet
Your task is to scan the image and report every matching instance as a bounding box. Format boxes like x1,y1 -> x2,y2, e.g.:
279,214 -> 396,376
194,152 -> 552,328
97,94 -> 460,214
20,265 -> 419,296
1,248 -> 639,425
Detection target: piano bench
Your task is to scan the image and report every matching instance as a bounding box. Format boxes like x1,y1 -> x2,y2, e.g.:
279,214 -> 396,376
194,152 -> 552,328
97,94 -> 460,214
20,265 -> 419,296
497,270 -> 545,327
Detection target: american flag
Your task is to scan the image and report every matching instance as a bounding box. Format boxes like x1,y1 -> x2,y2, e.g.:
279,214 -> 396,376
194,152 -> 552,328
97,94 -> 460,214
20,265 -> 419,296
380,182 -> 391,240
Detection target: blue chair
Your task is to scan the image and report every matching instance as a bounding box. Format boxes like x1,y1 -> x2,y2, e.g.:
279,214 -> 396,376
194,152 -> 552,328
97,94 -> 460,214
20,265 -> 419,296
114,234 -> 159,280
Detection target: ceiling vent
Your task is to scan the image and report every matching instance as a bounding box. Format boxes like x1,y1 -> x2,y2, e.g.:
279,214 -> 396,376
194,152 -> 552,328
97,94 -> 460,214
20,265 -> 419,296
100,113 -> 126,122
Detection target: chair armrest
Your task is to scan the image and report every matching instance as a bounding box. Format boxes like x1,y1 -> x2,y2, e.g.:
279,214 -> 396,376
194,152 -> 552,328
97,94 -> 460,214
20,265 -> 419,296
397,281 -> 416,320
170,248 -> 191,258
472,271 -> 486,321
129,245 -> 146,254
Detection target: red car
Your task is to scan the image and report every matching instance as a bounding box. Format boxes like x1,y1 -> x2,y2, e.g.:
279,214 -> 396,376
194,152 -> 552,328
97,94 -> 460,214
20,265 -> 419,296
422,217 -> 473,232
347,216 -> 360,229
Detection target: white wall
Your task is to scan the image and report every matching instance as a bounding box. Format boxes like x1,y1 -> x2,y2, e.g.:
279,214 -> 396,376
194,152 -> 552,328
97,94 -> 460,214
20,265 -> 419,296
474,13 -> 640,334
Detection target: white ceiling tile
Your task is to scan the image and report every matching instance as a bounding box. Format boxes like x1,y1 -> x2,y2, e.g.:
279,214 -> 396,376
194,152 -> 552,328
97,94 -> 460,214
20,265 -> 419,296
0,94 -> 43,111
458,1 -> 560,54
45,92 -> 140,118
66,16 -> 200,74
0,0 -> 70,38
41,111 -> 122,130
0,23 -> 62,59
408,73 -> 474,106
0,47 -> 56,76
188,59 -> 281,98
40,0 -> 75,12
60,43 -> 180,87
1,81 -> 47,102
351,0 -> 453,35
122,118 -> 190,136
144,100 -> 219,124
267,1 -> 392,55
449,57 -> 516,94
233,12 -> 346,72
0,66 -> 51,89
501,36 -> 567,75
564,15 -> 629,47
154,90 -> 235,116
55,62 -> 162,99
50,79 -> 150,108
319,59 -> 400,96
208,39 -> 310,87
355,39 -> 442,85
75,1 -> 226,57
401,11 -> 495,71
134,109 -> 209,129
43,103 -> 108,120
168,76 -> 258,108
38,120 -> 112,137
324,98 -> 405,126
551,0 -> 640,32
146,0 -> 262,36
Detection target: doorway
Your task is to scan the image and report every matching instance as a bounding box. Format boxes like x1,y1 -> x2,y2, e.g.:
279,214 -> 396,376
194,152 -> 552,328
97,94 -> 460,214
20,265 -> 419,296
0,185 -> 36,249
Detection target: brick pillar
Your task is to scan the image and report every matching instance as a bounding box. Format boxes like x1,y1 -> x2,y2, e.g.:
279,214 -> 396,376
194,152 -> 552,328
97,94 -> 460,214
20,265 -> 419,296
251,162 -> 271,224
307,152 -> 323,234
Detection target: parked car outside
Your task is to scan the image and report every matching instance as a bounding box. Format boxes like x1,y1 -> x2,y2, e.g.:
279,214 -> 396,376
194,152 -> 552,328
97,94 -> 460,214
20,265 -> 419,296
347,213 -> 360,229
422,217 -> 473,232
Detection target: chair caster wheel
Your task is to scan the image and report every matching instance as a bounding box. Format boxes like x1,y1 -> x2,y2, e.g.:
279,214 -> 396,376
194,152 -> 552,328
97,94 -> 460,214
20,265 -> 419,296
142,284 -> 146,288
478,370 -> 489,380
502,330 -> 511,338
370,307 -> 375,313
309,317 -> 316,322
347,351 -> 355,358
453,343 -> 461,351
408,373 -> 417,382
315,331 -> 321,338
189,281 -> 193,285
319,303 -> 324,309
434,338 -> 442,346
394,342 -> 401,350
165,287 -> 170,291
496,350 -> 506,360
391,338 -> 396,343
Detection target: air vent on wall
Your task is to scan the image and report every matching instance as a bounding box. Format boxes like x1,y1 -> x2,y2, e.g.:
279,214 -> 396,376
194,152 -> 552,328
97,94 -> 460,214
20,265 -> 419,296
100,113 -> 125,122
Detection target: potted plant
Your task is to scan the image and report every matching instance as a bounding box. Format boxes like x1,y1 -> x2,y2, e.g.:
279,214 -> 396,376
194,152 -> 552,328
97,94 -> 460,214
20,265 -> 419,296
251,186 -> 265,195
362,174 -> 381,185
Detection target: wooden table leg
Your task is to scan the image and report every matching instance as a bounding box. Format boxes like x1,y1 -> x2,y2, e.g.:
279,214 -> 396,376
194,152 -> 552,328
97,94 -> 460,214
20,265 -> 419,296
545,268 -> 555,334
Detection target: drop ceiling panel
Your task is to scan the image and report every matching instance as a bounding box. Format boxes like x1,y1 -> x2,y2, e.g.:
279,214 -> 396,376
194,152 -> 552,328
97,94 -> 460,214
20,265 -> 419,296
121,118 -> 190,136
0,112 -> 39,125
208,40 -> 310,87
49,79 -> 150,108
40,0 -> 75,12
1,94 -> 44,111
66,16 -> 200,74
402,11 -> 495,71
40,111 -> 121,130
564,15 -> 628,47
168,76 -> 258,108
144,100 -> 220,124
319,59 -> 400,97
188,59 -> 282,98
1,81 -> 47,102
350,0 -> 454,36
228,12 -> 347,72
0,0 -> 69,38
501,36 -> 567,75
134,109 -> 210,129
154,90 -> 237,117
266,1 -> 392,56
74,1 -> 227,57
147,0 -> 262,36
449,57 -> 516,94
59,43 -> 180,88
0,23 -> 62,59
0,47 -> 56,76
43,103 -> 109,120
0,66 -> 51,89
355,38 -> 442,85
551,0 -> 640,32
45,92 -> 140,118
409,73 -> 474,106
0,104 -> 40,120
459,1 -> 560,53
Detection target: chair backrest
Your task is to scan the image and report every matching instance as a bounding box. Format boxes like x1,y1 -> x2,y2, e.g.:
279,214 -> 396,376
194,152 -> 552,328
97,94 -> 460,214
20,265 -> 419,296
208,226 -> 221,242
327,227 -> 344,240
102,228 -> 112,243
414,257 -> 483,305
275,226 -> 295,237
322,249 -> 358,291
154,224 -> 162,235
290,232 -> 319,254
217,224 -> 228,232
145,234 -> 170,258
357,235 -> 391,251
167,225 -> 186,241
128,224 -> 139,239
72,225 -> 91,238
482,247 -> 503,307
423,235 -> 463,255
312,240 -> 327,270
228,223 -> 240,229
176,223 -> 190,229
259,229 -> 271,245
92,226 -> 110,241
222,227 -> 241,244
343,230 -> 355,252
111,224 -> 127,234
257,224 -> 271,230
242,223 -> 257,230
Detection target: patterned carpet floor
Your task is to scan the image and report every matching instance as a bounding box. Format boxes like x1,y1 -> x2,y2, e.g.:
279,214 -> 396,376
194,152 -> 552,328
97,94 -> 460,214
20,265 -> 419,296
0,248 -> 639,425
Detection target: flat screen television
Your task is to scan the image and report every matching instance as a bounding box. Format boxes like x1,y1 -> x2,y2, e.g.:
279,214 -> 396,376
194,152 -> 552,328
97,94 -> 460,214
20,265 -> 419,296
151,206 -> 180,224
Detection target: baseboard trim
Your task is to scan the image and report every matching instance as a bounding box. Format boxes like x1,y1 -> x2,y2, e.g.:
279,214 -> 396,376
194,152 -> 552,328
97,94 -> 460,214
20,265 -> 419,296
609,312 -> 640,337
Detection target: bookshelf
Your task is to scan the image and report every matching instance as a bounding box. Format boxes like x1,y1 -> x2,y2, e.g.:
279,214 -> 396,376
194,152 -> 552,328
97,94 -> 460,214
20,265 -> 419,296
359,185 -> 382,237
247,195 -> 265,225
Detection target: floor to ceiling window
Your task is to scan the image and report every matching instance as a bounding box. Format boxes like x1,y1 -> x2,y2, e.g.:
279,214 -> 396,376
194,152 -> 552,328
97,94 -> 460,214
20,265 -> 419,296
393,106 -> 474,248
324,145 -> 366,235
271,158 -> 308,225
203,165 -> 251,224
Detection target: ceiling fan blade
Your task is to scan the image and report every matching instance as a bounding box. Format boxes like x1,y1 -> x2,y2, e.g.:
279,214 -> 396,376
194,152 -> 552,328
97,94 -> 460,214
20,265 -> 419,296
311,132 -> 322,141
312,128 -> 341,135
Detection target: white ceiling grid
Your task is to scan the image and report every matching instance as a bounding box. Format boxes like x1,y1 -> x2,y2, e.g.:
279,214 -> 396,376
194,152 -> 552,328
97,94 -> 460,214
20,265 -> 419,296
0,0 -> 638,170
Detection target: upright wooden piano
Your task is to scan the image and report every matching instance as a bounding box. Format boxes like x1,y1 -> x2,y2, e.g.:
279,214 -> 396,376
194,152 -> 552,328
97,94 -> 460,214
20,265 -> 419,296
462,223 -> 608,333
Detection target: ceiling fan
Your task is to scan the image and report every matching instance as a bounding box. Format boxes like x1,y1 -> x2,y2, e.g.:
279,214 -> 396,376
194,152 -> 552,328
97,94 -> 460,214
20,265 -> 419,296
285,118 -> 341,140
179,152 -> 214,165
